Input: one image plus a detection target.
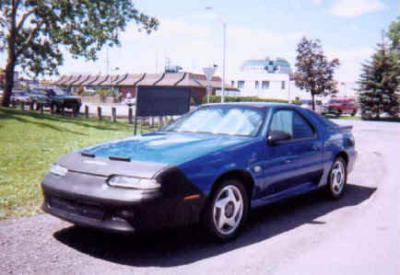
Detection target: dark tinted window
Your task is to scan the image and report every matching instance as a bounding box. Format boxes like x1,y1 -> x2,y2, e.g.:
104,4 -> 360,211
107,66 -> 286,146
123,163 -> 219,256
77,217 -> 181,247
292,112 -> 314,139
306,109 -> 338,128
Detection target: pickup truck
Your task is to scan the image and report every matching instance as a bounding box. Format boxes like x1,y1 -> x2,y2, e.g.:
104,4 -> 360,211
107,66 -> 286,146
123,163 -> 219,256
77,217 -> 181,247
322,98 -> 358,116
31,88 -> 81,114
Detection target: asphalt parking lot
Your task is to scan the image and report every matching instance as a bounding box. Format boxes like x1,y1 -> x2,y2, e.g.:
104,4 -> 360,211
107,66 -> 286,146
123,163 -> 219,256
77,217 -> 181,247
0,119 -> 399,275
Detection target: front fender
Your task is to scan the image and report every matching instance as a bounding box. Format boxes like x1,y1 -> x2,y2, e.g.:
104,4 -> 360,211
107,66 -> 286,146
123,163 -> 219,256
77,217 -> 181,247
179,140 -> 263,196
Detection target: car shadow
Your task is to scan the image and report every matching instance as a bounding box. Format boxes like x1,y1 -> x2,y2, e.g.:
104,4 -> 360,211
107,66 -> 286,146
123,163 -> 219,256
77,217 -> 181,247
54,183 -> 376,267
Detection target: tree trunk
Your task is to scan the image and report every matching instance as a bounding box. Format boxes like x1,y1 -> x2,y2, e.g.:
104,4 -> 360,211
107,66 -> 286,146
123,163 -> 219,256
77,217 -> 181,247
1,60 -> 15,107
1,2 -> 17,108
311,93 -> 315,111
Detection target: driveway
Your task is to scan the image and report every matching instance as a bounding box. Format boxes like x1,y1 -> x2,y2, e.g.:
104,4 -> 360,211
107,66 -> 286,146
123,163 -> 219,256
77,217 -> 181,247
0,119 -> 399,274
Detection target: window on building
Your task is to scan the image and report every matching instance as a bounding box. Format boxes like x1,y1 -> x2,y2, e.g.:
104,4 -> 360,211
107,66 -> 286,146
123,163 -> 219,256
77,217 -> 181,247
238,81 -> 245,89
231,80 -> 235,86
281,81 -> 285,90
261,81 -> 269,89
255,81 -> 259,89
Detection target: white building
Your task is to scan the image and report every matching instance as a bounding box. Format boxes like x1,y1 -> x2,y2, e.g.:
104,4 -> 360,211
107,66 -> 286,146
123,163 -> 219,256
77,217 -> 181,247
230,57 -> 294,100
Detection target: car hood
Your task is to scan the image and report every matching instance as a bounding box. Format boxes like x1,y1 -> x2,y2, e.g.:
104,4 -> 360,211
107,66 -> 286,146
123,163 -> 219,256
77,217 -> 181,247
81,132 -> 252,166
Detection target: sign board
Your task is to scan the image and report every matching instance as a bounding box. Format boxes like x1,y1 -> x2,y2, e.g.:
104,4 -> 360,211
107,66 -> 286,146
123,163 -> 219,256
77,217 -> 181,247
136,86 -> 191,117
203,66 -> 217,83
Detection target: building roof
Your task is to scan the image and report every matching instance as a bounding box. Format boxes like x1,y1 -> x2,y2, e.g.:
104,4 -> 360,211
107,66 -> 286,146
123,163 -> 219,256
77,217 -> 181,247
74,75 -> 91,86
155,72 -> 185,86
63,75 -> 83,86
101,73 -> 129,86
136,73 -> 165,86
240,57 -> 291,74
89,75 -> 109,86
175,73 -> 203,87
51,72 -> 237,90
191,73 -> 238,90
56,75 -> 74,85
58,75 -> 81,86
53,75 -> 67,85
116,73 -> 144,86
80,75 -> 100,86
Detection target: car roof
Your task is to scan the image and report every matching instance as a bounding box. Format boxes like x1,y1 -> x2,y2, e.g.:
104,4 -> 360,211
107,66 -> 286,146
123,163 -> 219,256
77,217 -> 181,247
201,102 -> 296,109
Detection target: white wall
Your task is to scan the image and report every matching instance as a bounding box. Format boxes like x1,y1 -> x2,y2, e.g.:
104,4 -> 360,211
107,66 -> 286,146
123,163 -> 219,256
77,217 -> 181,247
230,71 -> 291,100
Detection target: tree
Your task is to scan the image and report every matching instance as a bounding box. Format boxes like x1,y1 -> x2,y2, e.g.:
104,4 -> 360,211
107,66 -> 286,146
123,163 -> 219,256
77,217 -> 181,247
358,42 -> 400,119
294,37 -> 340,110
388,18 -> 400,58
0,0 -> 158,107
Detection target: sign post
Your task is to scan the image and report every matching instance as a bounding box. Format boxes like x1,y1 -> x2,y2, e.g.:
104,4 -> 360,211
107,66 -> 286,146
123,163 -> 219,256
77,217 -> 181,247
203,66 -> 217,104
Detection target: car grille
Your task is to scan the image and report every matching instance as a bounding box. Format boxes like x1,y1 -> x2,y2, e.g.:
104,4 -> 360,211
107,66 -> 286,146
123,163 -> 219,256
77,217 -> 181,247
48,196 -> 104,220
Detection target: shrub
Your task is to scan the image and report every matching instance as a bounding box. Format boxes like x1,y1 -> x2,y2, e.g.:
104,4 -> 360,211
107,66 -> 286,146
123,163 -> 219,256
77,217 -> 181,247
97,88 -> 113,102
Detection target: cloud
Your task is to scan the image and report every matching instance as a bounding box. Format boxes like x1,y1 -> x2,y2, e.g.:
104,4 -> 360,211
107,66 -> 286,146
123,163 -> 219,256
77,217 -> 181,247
329,0 -> 387,18
56,15 -> 370,84
58,16 -> 303,78
326,47 -> 374,81
310,0 -> 322,5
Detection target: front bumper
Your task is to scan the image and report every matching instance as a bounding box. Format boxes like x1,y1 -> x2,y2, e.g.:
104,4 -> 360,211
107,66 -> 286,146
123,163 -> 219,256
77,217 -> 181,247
41,171 -> 204,233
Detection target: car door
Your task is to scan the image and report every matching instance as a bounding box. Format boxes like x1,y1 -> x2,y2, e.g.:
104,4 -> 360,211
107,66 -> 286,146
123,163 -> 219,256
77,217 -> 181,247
259,108 -> 323,197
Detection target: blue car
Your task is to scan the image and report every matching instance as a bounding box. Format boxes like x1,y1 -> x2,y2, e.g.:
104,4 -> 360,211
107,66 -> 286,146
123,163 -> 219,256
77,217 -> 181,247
41,103 -> 357,240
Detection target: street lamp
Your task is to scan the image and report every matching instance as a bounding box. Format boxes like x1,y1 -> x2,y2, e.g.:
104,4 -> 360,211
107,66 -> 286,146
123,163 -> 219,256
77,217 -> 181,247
205,7 -> 226,103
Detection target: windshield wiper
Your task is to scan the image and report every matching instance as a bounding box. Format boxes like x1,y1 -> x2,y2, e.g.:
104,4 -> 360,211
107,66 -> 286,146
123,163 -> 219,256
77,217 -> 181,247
109,156 -> 131,162
81,152 -> 95,158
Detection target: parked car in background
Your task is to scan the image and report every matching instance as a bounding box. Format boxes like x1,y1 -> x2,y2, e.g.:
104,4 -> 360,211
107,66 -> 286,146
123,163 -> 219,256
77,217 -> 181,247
300,99 -> 323,113
41,103 -> 357,241
10,90 -> 32,105
31,88 -> 81,113
322,98 -> 357,116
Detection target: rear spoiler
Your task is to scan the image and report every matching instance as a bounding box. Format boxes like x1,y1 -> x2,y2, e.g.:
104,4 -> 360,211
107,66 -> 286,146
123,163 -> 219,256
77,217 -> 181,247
338,125 -> 353,132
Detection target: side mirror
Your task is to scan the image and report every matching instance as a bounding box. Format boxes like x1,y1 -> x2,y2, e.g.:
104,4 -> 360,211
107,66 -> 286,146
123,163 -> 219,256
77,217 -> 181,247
267,130 -> 292,145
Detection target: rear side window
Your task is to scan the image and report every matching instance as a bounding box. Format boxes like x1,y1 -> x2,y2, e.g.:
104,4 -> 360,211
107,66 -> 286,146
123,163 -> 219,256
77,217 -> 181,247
306,109 -> 338,128
293,112 -> 314,139
269,109 -> 315,140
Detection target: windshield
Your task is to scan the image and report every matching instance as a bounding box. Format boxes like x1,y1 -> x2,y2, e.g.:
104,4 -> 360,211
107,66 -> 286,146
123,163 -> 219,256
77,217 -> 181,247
163,106 -> 265,137
53,89 -> 67,96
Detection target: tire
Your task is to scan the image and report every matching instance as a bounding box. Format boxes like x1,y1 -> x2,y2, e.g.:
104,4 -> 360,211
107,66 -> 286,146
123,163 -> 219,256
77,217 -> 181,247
50,103 -> 57,113
203,179 -> 249,241
326,157 -> 347,199
73,104 -> 80,114
351,110 -> 356,116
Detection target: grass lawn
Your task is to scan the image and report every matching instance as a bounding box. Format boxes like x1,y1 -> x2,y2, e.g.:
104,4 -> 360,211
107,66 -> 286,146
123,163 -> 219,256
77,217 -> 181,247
0,107 -> 137,219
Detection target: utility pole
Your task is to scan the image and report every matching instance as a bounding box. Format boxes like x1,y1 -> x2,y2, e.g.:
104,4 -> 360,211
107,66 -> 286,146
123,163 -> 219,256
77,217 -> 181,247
205,6 -> 227,103
106,47 -> 110,75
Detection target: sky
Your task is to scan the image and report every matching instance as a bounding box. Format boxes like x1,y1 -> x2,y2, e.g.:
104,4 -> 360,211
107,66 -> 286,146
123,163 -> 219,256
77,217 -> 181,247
1,0 -> 399,82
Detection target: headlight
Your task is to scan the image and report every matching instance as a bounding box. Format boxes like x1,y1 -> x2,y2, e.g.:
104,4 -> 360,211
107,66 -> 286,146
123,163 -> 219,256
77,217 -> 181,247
50,164 -> 68,176
108,176 -> 160,190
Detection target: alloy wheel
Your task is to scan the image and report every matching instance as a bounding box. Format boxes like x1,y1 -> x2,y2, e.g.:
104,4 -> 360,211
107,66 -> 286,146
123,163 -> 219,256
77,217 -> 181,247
212,185 -> 244,236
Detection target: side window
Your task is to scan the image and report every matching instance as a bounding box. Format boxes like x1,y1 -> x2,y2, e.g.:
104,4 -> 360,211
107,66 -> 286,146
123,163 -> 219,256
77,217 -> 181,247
269,109 -> 315,140
292,112 -> 315,139
269,110 -> 293,137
